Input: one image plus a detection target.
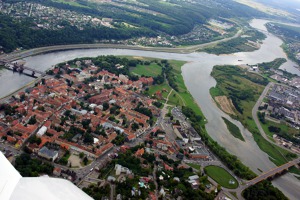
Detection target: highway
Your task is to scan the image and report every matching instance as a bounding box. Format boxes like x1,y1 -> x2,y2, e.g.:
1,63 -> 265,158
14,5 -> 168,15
0,29 -> 243,63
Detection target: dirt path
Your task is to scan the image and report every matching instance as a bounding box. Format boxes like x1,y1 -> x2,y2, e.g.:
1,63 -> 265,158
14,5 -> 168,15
215,96 -> 236,115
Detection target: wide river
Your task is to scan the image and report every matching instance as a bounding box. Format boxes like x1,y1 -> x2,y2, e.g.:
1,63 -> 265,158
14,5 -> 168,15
1,19 -> 300,199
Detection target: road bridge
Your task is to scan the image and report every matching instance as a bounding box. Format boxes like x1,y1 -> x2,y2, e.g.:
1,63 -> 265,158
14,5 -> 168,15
241,157 -> 300,191
0,59 -> 45,77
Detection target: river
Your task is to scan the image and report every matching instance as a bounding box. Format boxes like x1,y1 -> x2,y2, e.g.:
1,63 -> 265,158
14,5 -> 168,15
0,19 -> 300,199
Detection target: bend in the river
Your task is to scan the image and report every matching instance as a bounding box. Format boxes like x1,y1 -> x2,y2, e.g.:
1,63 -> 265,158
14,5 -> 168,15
0,19 -> 300,199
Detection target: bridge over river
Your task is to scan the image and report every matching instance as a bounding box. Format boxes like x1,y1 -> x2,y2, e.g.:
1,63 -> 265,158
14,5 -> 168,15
244,157 -> 300,188
0,59 -> 46,77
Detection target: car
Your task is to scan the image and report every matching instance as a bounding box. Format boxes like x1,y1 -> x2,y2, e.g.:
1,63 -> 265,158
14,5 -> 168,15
90,168 -> 94,171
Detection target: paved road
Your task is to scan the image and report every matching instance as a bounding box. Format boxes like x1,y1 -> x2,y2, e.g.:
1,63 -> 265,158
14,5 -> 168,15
252,82 -> 299,155
110,183 -> 115,200
153,165 -> 158,200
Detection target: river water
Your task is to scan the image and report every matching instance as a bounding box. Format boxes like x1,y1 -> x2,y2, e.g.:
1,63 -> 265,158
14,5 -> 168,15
1,19 -> 300,199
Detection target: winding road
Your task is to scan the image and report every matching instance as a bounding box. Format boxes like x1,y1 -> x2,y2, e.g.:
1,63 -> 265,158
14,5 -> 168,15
251,82 -> 299,156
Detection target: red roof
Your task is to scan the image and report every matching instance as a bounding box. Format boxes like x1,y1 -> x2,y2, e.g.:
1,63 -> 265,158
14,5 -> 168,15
135,148 -> 144,157
127,134 -> 136,141
164,163 -> 174,171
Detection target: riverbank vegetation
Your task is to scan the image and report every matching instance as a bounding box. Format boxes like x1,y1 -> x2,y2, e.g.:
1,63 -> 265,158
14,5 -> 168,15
222,117 -> 245,141
243,180 -> 288,200
257,58 -> 287,71
181,106 -> 256,180
266,23 -> 300,65
202,29 -> 266,55
252,58 -> 298,81
204,166 -> 238,189
210,65 -> 297,167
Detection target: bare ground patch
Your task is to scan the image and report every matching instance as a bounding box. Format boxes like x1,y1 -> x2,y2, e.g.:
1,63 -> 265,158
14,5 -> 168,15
68,153 -> 83,168
215,96 -> 236,115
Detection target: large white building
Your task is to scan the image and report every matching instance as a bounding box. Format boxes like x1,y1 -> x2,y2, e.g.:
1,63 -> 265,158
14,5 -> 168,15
37,126 -> 47,137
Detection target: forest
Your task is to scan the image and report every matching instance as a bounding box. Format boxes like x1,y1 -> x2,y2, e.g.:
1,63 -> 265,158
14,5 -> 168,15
0,14 -> 155,53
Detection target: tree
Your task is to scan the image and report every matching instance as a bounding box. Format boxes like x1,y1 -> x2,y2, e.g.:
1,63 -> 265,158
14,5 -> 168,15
83,133 -> 94,144
83,156 -> 89,165
14,153 -> 54,177
28,135 -> 41,145
41,78 -> 46,85
79,152 -> 84,158
103,102 -> 109,111
131,122 -> 139,131
258,112 -> 266,124
28,115 -> 37,125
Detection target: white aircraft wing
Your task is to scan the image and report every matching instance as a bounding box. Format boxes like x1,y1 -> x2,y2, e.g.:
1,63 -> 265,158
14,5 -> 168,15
0,153 -> 93,200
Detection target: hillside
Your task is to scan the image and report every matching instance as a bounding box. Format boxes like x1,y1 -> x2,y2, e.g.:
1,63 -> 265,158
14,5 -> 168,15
0,0 -> 268,52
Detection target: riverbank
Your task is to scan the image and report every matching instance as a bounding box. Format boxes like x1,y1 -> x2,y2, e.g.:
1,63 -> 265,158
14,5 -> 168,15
210,65 -> 297,167
201,29 -> 266,55
0,29 -> 243,63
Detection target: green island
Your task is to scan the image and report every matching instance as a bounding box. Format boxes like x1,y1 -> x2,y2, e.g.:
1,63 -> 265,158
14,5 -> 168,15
222,117 -> 245,141
202,29 -> 266,55
210,65 -> 297,167
253,58 -> 297,82
204,166 -> 239,189
257,58 -> 287,71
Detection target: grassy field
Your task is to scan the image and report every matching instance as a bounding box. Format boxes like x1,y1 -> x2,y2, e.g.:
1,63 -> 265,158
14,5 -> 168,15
131,63 -> 162,77
261,119 -> 299,139
138,58 -> 205,119
209,87 -> 224,98
204,166 -> 239,189
187,163 -> 201,170
126,57 -> 196,110
222,117 -> 245,141
210,65 -> 297,166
